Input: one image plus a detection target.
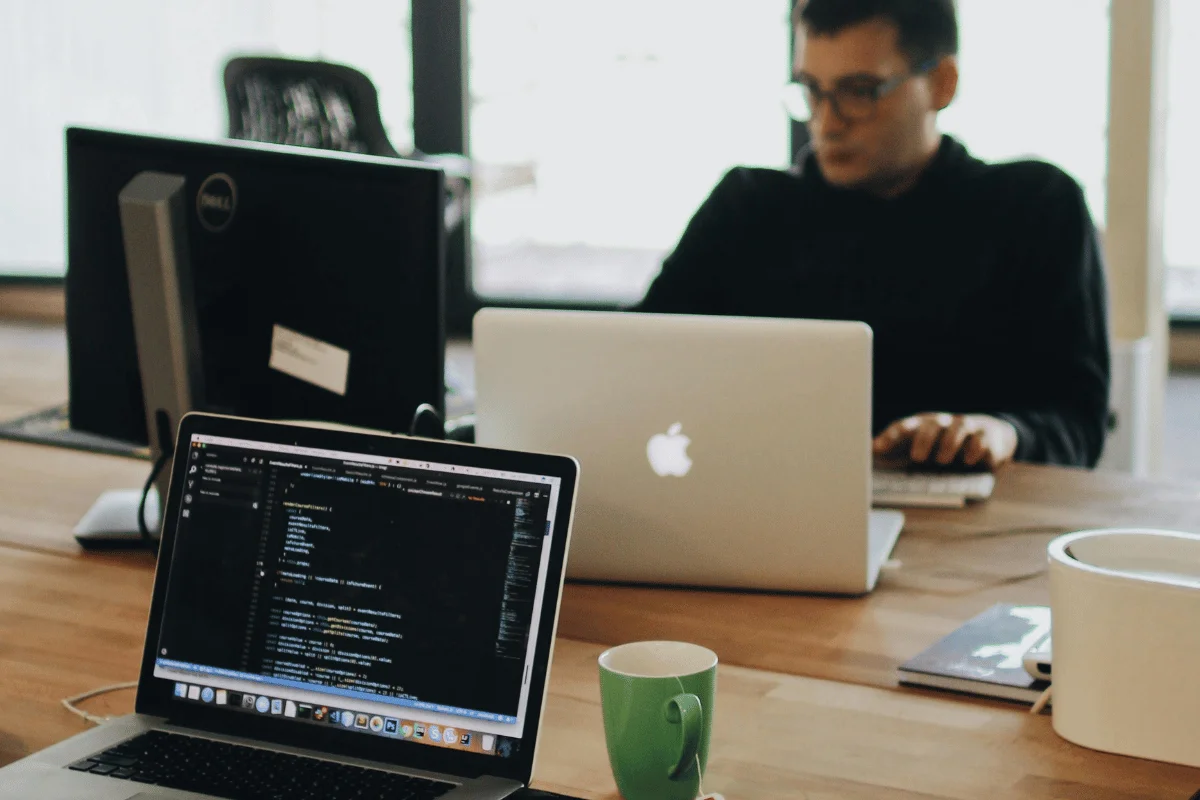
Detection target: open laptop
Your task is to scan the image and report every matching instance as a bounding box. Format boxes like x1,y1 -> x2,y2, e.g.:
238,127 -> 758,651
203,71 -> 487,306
0,412 -> 578,799
473,309 -> 903,596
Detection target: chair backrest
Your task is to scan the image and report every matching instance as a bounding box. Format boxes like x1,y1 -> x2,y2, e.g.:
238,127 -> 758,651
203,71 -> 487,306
223,55 -> 402,158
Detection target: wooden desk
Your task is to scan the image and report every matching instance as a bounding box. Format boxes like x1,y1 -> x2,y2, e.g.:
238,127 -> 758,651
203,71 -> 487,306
3,321 -> 1200,797
8,410 -> 1200,691
561,464 -> 1200,688
3,547 -> 1199,799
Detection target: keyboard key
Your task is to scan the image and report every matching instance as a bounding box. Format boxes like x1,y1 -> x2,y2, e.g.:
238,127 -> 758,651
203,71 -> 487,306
68,759 -> 97,771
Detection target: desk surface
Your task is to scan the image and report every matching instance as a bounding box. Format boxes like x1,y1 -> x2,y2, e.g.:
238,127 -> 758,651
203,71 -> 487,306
3,321 -> 1200,798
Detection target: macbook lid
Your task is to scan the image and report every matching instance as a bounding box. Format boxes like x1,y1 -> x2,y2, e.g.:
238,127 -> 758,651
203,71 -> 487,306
474,308 -> 874,593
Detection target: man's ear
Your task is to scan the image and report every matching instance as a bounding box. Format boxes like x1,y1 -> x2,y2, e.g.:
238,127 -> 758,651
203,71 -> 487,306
930,55 -> 959,111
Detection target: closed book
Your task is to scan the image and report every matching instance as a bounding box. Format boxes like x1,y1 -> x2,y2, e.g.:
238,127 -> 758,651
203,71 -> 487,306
898,603 -> 1051,704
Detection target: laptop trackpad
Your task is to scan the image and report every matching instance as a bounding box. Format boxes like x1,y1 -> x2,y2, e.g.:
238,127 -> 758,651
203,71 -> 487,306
0,765 -> 151,800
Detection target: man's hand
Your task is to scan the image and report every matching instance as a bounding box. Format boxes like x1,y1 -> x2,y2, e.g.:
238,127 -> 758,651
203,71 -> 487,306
872,413 -> 1018,471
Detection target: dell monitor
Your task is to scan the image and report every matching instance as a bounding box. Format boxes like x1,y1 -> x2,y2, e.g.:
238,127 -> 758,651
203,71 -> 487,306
65,127 -> 446,448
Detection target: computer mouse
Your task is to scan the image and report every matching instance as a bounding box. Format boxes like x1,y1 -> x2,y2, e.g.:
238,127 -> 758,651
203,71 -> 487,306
408,403 -> 445,439
444,414 -> 475,443
72,488 -> 160,550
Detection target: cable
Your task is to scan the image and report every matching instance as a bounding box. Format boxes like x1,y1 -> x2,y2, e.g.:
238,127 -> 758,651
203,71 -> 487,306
880,524 -> 1064,595
1029,684 -> 1053,715
138,452 -> 170,554
62,681 -> 139,726
905,525 -> 1072,542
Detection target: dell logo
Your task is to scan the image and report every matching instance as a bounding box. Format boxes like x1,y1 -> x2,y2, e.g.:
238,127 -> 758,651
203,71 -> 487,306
199,194 -> 230,211
196,173 -> 237,232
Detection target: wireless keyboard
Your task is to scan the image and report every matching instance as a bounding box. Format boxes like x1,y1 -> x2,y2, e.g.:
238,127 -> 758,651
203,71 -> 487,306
872,470 -> 996,509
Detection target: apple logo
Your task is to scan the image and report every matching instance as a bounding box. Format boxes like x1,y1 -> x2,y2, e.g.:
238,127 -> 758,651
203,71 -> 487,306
647,423 -> 692,477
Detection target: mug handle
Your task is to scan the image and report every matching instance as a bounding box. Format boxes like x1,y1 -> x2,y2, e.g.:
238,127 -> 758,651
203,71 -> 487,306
665,693 -> 703,780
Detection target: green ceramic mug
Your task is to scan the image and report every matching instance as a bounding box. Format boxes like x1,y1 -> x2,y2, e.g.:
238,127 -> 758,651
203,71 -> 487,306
598,641 -> 717,800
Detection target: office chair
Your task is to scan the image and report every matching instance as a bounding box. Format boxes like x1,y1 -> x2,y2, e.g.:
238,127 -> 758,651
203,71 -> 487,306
223,55 -> 468,228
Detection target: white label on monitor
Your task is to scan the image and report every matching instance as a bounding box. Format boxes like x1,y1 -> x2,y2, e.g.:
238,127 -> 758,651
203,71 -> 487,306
268,324 -> 350,396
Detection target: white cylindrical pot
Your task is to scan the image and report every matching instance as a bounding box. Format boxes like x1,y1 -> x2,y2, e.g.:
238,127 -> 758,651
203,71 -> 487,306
1049,529 -> 1200,767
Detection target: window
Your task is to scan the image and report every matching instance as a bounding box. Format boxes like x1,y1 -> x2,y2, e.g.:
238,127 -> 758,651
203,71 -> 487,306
940,0 -> 1110,226
467,1 -> 793,304
1164,0 -> 1200,317
0,0 -> 411,279
466,0 -> 1115,306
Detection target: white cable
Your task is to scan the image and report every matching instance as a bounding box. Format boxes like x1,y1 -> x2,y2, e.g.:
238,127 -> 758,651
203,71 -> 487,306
1029,683 -> 1053,715
61,681 -> 139,726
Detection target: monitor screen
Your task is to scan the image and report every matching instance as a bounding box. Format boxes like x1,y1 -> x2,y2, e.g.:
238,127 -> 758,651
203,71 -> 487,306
152,431 -> 563,761
65,127 -> 445,446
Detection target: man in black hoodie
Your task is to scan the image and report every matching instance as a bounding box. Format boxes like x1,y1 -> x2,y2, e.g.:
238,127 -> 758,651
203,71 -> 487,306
636,0 -> 1110,469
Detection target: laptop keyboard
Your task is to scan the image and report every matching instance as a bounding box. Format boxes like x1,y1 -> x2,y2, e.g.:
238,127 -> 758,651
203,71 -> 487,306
872,470 -> 996,505
68,730 -> 455,800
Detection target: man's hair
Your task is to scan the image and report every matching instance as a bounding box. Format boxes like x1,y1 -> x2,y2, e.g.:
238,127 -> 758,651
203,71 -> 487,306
793,0 -> 959,67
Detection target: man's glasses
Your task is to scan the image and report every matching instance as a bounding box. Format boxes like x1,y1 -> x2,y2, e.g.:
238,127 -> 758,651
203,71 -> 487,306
782,58 -> 938,123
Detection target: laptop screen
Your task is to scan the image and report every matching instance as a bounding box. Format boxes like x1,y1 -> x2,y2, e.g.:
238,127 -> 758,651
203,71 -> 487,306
150,431 -> 564,761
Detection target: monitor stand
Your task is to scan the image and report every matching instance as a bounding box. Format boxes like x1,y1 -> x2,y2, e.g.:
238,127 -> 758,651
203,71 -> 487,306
73,170 -> 201,552
73,488 -> 161,548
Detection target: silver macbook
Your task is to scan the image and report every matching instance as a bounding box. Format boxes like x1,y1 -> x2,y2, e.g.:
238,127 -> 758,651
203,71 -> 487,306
0,412 -> 578,799
473,309 -> 903,595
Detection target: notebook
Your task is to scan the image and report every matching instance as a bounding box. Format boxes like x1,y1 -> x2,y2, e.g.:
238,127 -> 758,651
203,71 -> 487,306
898,603 -> 1051,704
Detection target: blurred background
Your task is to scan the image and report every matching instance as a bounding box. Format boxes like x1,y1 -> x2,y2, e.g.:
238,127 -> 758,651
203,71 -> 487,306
2,0 -> 1194,306
0,0 -> 1195,473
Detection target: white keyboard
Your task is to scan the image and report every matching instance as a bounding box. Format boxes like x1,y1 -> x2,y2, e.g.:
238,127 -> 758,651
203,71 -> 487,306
872,470 -> 996,509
